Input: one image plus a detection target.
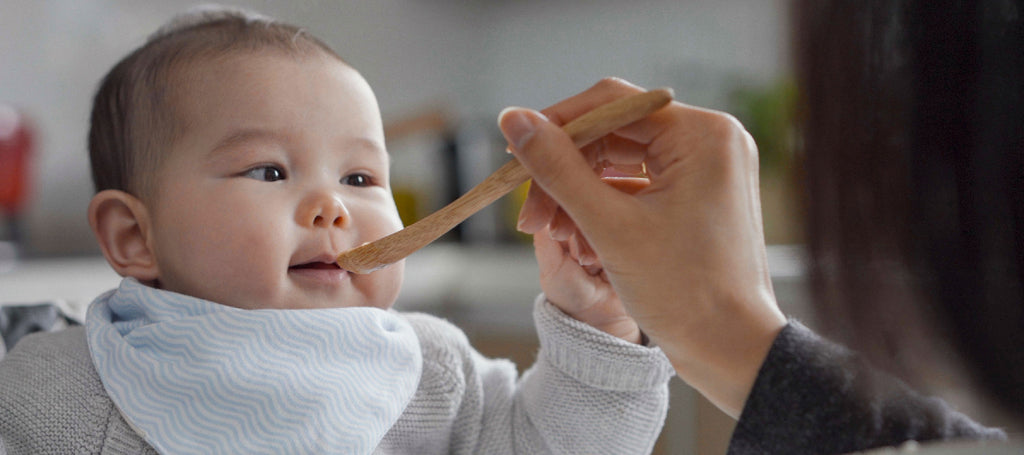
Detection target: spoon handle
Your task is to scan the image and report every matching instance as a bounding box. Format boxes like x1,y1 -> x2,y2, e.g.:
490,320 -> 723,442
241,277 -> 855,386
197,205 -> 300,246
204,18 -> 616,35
337,88 -> 674,273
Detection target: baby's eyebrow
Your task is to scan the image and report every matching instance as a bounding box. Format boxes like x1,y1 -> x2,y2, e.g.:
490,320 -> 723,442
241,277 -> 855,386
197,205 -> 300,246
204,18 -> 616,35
346,136 -> 387,155
210,129 -> 287,155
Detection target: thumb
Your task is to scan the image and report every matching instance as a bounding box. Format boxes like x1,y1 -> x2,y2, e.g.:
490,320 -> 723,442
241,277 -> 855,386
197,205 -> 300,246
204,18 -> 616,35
498,107 -> 629,233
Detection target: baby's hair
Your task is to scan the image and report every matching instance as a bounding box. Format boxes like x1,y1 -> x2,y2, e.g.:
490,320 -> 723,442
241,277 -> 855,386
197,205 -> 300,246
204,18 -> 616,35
88,4 -> 343,198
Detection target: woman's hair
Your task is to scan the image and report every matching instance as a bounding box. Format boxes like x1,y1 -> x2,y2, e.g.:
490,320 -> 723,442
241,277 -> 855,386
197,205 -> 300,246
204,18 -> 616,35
88,5 -> 343,198
794,0 -> 1024,417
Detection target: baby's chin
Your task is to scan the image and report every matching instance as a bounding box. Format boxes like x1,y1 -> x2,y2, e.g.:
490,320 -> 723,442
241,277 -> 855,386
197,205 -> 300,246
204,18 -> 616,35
287,301 -> 394,311
229,296 -> 394,311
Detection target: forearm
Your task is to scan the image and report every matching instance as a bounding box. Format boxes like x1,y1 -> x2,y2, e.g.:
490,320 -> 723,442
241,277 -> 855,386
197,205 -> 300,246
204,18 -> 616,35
728,321 -> 1006,455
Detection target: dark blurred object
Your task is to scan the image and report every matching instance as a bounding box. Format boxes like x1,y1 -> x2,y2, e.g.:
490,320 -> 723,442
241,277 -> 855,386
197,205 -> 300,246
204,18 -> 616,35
794,0 -> 1024,420
0,105 -> 34,247
0,303 -> 79,360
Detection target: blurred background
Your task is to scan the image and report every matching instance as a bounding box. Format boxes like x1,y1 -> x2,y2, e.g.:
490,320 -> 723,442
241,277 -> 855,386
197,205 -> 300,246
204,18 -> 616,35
1,1 -> 803,453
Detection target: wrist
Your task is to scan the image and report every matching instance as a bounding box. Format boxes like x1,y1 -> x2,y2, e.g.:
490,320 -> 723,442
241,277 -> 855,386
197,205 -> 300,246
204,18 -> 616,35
568,306 -> 643,344
650,312 -> 786,418
593,319 -> 643,344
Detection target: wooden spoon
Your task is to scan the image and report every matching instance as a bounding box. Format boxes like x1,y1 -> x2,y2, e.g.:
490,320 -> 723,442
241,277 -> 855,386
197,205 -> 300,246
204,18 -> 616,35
336,88 -> 674,273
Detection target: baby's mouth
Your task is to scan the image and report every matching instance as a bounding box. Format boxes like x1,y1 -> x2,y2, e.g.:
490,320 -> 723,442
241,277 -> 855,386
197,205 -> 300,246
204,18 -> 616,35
288,259 -> 352,280
288,259 -> 349,286
288,251 -> 352,286
290,261 -> 343,271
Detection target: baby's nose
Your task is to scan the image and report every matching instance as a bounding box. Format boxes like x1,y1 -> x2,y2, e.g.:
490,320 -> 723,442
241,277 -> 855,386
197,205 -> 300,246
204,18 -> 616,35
297,190 -> 350,228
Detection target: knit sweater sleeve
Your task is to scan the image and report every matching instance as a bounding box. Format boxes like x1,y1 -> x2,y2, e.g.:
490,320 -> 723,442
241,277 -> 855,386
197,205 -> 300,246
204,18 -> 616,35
0,327 -> 157,455
498,295 -> 675,454
727,321 -> 1006,455
384,296 -> 673,455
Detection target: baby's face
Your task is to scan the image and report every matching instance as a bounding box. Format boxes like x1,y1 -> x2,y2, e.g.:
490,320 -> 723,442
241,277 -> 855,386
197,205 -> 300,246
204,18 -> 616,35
144,52 -> 404,310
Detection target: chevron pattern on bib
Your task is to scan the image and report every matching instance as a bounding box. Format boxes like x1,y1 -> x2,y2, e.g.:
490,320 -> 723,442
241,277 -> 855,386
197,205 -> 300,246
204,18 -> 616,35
86,278 -> 422,454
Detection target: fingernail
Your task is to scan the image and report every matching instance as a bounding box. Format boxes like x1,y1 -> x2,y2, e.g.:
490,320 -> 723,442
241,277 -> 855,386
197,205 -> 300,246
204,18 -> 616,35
580,253 -> 596,267
517,217 -> 544,234
550,225 -> 571,241
516,213 -> 544,234
498,107 -> 545,150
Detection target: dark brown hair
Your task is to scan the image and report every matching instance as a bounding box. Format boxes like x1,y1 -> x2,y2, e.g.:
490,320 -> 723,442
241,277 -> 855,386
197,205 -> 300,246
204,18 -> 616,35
795,0 -> 1024,417
88,5 -> 343,198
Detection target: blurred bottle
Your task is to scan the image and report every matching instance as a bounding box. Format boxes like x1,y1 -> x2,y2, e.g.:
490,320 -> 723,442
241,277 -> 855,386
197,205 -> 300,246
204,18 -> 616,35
0,104 -> 34,268
385,107 -> 451,235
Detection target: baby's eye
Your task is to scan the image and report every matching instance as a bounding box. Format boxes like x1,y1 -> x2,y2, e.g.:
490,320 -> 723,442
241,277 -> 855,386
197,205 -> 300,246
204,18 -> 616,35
342,173 -> 374,187
243,165 -> 286,182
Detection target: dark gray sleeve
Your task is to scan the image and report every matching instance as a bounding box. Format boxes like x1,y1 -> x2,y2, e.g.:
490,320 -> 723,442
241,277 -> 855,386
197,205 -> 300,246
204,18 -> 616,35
727,321 -> 1006,455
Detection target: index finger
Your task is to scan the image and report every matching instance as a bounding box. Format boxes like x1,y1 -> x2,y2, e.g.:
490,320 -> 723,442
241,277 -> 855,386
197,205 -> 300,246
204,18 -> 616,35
540,78 -> 648,127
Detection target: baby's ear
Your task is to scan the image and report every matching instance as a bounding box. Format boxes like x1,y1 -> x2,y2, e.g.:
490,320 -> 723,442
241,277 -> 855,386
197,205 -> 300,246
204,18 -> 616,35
88,190 -> 159,282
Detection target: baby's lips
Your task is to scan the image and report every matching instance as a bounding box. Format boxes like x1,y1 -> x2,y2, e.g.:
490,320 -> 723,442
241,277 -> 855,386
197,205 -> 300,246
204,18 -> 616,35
291,261 -> 342,270
332,241 -> 373,270
292,252 -> 346,270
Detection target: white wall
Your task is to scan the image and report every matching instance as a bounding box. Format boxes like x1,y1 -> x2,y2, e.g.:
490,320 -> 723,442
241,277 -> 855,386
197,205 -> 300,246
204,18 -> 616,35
0,0 -> 789,256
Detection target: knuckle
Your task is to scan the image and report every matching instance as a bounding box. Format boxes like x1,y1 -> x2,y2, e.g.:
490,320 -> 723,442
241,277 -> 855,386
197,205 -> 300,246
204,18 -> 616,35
704,111 -> 744,139
594,77 -> 627,90
592,77 -> 643,96
699,111 -> 760,171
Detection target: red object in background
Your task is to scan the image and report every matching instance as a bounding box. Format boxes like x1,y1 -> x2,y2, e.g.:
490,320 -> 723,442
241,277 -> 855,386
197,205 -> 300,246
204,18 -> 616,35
0,106 -> 33,215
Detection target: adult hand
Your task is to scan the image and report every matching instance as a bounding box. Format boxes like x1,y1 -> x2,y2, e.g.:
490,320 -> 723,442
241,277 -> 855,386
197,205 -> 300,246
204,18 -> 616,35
498,78 -> 787,418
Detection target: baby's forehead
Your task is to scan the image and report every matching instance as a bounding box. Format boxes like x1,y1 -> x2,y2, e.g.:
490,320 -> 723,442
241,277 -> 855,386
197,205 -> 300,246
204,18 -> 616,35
159,54 -> 387,158
161,50 -> 354,124
165,48 -> 342,95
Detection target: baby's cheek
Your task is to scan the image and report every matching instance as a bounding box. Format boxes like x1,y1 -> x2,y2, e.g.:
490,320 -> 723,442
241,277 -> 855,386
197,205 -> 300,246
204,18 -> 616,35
365,261 -> 404,309
201,223 -> 281,308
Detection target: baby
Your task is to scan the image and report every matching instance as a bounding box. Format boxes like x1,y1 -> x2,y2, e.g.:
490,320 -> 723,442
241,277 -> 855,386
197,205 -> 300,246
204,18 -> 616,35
0,6 -> 672,454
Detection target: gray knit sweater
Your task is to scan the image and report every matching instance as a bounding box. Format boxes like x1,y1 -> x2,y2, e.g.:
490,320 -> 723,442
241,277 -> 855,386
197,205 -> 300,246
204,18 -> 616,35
728,321 -> 1008,454
0,297 -> 673,454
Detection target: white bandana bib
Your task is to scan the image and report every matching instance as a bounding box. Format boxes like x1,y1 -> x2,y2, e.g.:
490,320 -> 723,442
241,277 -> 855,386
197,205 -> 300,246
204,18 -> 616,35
86,278 -> 422,454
